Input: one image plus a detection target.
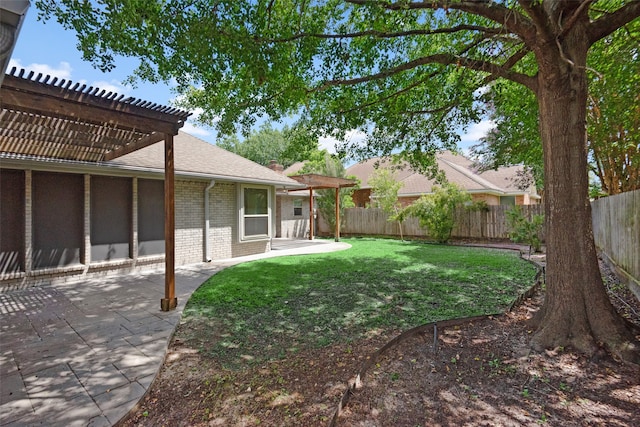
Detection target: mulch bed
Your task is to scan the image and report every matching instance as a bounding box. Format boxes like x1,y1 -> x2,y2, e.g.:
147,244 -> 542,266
119,257 -> 640,427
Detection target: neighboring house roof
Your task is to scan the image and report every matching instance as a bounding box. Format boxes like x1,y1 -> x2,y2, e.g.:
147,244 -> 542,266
112,131 -> 303,187
283,161 -> 306,176
346,152 -> 539,198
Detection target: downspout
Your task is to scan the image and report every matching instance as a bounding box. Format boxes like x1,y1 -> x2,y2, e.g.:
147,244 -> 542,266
204,180 -> 216,262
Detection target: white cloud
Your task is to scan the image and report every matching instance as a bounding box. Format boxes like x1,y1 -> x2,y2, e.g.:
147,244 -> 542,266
181,121 -> 212,137
318,129 -> 367,154
90,79 -> 129,96
473,85 -> 490,97
8,59 -> 73,80
459,119 -> 495,145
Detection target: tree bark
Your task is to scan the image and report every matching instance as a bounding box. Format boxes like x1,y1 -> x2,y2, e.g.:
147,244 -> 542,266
530,15 -> 639,362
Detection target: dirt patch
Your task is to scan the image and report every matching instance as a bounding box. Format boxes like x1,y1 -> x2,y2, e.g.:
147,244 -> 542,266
118,260 -> 640,427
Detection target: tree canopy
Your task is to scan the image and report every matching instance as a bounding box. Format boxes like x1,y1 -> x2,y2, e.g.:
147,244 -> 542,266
471,16 -> 640,195
38,0 -> 640,362
217,123 -> 321,168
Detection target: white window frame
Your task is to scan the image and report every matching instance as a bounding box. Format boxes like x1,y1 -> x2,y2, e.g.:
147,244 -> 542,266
238,184 -> 272,241
293,198 -> 303,217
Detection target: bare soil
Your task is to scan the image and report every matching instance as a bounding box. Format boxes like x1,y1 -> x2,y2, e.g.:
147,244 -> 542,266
118,259 -> 640,427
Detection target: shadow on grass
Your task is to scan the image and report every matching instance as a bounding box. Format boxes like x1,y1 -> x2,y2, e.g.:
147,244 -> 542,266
180,239 -> 537,369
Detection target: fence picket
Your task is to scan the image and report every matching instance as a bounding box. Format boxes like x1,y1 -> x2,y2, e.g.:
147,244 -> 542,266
317,190 -> 639,286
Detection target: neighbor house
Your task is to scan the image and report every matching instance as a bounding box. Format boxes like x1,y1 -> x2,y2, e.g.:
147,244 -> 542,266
0,70 -> 303,291
346,152 -> 541,207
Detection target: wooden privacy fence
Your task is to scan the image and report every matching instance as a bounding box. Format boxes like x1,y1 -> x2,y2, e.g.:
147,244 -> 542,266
591,189 -> 640,287
317,193 -> 638,286
320,204 -> 545,240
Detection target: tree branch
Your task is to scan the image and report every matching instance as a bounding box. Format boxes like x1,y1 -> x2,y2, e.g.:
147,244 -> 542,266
312,52 -> 536,93
338,70 -> 443,114
345,0 -> 536,40
482,46 -> 535,91
262,25 -> 503,44
401,103 -> 458,116
559,0 -> 595,38
588,1 -> 640,45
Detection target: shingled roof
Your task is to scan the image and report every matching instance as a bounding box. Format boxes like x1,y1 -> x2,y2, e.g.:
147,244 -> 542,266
346,152 -> 539,198
111,131 -> 304,188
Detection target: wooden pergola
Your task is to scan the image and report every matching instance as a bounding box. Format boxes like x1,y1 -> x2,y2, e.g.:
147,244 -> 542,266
288,174 -> 357,242
0,68 -> 191,311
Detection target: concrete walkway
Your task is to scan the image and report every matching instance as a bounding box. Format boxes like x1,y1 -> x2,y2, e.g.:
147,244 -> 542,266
0,239 -> 350,427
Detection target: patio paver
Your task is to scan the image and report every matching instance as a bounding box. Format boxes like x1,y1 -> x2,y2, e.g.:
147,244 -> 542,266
0,239 -> 349,426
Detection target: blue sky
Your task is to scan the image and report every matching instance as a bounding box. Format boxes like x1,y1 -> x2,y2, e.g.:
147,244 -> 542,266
9,5 -> 492,155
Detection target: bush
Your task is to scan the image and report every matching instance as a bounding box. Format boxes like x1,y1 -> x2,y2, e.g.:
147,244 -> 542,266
505,206 -> 544,254
398,183 -> 471,243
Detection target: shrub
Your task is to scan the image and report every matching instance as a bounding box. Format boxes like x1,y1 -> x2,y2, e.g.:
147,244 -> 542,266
398,183 -> 471,243
505,206 -> 544,254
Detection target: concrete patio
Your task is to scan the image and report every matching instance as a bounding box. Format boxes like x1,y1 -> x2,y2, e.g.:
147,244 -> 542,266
0,239 -> 350,427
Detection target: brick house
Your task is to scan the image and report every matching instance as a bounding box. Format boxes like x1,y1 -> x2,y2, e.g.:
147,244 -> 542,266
0,129 -> 303,290
347,152 -> 541,208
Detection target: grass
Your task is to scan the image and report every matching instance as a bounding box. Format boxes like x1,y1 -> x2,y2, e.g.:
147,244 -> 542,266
182,238 -> 537,368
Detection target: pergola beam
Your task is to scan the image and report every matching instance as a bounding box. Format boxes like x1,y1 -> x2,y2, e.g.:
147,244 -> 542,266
1,68 -> 190,312
289,174 -> 357,242
103,131 -> 165,160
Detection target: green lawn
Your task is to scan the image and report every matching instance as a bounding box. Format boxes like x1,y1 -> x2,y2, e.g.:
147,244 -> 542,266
182,238 -> 537,368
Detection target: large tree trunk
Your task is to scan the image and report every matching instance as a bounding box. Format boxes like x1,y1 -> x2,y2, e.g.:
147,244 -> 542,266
530,15 -> 639,362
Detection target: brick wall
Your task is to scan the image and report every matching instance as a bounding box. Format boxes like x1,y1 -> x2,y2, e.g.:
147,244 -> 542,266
175,179 -> 206,265
208,181 -> 235,259
472,193 -> 501,206
1,172 -> 273,290
175,180 -> 271,262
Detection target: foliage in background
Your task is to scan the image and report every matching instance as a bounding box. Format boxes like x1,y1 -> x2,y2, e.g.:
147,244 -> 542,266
506,206 -> 545,255
368,167 -> 404,240
216,123 -> 321,168
471,17 -> 640,195
299,152 -> 356,232
397,183 -> 471,243
465,200 -> 490,213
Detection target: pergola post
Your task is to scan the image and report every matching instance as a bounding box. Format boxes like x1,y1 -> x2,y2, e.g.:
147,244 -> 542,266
308,187 -> 314,240
161,133 -> 177,311
335,187 -> 340,242
288,174 -> 356,243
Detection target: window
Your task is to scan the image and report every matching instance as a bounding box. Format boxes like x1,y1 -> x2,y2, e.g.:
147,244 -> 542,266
293,199 -> 303,216
500,196 -> 516,206
240,185 -> 270,240
1,169 -> 25,274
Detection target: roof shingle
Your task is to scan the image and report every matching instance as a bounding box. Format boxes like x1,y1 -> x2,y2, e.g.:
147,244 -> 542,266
111,131 -> 303,187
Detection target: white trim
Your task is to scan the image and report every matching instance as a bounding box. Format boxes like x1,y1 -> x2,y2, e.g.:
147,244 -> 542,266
238,184 -> 272,242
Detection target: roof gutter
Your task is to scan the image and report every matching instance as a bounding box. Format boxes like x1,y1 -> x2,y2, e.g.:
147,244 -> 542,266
0,155 -> 306,189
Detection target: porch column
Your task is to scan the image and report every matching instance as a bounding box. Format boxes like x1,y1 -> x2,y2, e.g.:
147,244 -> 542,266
161,133 -> 177,311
